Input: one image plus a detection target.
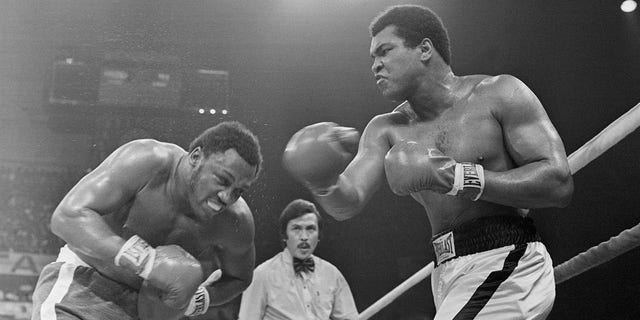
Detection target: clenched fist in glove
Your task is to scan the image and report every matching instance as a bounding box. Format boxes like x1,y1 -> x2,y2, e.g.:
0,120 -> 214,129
283,122 -> 360,193
384,140 -> 484,200
114,236 -> 204,312
138,284 -> 210,320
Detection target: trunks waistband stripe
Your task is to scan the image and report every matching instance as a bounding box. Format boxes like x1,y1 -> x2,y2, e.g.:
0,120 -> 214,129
431,215 -> 542,266
55,244 -> 143,290
56,245 -> 91,267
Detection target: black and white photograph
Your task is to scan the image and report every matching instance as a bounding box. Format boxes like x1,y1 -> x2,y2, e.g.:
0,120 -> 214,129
0,1 -> 639,319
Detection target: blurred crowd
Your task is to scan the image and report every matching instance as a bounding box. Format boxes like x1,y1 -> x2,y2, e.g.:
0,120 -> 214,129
0,163 -> 83,254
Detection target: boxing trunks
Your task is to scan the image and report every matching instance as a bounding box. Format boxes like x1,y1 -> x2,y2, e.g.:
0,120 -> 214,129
31,245 -> 139,320
430,215 -> 555,320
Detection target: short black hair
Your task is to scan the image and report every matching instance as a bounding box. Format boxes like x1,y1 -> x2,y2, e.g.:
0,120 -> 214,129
189,121 -> 263,174
370,5 -> 451,65
279,199 -> 323,240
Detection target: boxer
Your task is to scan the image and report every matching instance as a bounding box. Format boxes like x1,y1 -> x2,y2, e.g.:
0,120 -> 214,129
32,121 -> 262,320
283,5 -> 573,319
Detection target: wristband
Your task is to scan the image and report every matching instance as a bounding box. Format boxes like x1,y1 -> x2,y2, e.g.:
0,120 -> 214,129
311,175 -> 345,197
114,235 -> 156,279
446,162 -> 485,201
184,286 -> 210,316
312,183 -> 339,197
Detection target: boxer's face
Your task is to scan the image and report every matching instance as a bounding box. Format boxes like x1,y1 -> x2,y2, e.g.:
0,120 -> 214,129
370,25 -> 424,102
188,148 -> 257,220
285,213 -> 319,260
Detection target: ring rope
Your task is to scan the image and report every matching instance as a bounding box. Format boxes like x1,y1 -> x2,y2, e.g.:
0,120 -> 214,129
554,101 -> 640,283
357,101 -> 640,320
567,102 -> 640,174
357,262 -> 434,320
554,222 -> 640,284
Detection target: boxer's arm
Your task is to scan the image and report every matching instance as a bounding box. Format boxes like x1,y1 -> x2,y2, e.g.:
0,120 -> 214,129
314,115 -> 391,220
480,75 -> 573,208
50,140 -> 166,260
204,201 -> 256,307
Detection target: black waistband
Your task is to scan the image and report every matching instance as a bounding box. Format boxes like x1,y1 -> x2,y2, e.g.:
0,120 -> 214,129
431,215 -> 541,266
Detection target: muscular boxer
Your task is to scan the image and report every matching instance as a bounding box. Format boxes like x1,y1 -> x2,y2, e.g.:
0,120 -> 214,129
31,121 -> 262,320
283,5 -> 573,319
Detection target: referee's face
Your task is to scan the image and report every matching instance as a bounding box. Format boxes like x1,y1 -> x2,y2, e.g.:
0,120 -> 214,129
285,213 -> 319,259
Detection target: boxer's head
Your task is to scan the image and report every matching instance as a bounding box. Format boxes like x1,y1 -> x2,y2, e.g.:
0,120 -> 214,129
189,121 -> 263,175
280,199 -> 323,259
369,5 -> 451,101
187,121 -> 262,220
369,5 -> 450,65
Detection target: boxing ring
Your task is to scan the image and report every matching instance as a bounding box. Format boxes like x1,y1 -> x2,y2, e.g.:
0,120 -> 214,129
358,102 -> 640,320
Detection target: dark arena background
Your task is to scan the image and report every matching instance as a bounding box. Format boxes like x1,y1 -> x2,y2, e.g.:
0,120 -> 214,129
1,1 -> 639,319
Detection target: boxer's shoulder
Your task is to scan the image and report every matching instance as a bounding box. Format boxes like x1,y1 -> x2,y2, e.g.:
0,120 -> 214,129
118,139 -> 183,163
101,140 -> 180,195
107,139 -> 182,176
210,197 -> 255,244
224,197 -> 252,221
365,109 -> 407,133
470,74 -> 526,100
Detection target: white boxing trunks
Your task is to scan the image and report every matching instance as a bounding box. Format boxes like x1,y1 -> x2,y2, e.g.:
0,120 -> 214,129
431,215 -> 555,320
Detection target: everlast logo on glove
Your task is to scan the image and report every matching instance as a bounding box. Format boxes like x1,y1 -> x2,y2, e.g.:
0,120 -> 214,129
193,293 -> 207,314
184,286 -> 210,317
462,163 -> 481,188
114,235 -> 155,276
447,162 -> 485,201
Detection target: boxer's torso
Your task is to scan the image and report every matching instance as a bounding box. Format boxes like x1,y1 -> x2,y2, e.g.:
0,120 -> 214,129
74,146 -> 247,288
383,75 -> 519,234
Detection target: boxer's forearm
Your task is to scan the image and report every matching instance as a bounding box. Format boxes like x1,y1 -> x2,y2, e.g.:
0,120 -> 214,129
481,161 -> 573,209
313,175 -> 367,221
206,277 -> 251,306
51,206 -> 125,260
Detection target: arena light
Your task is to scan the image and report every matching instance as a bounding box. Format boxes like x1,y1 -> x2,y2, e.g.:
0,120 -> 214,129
209,109 -> 216,114
621,0 -> 637,12
198,108 -> 205,114
221,109 -> 228,115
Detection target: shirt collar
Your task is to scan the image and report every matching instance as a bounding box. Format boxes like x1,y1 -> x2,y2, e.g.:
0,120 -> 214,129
281,248 -> 316,278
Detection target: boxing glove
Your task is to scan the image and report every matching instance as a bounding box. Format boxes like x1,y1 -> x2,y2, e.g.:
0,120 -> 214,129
180,270 -> 222,317
138,279 -> 211,319
138,282 -> 185,320
115,236 -> 204,310
384,141 -> 484,200
283,122 -> 360,192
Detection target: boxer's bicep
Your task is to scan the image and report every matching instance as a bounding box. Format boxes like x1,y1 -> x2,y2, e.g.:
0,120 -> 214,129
343,115 -> 390,204
497,76 -> 567,168
57,141 -> 157,217
483,76 -> 573,207
52,140 -> 163,258
218,243 -> 255,283
210,204 -> 256,295
207,242 -> 255,306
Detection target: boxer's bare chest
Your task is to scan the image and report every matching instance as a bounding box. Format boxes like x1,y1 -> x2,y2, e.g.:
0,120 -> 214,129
107,185 -> 219,260
390,100 -> 505,164
388,97 -> 515,231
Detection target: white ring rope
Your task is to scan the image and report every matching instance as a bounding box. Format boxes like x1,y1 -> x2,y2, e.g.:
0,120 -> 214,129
554,222 -> 640,284
554,101 -> 640,283
357,102 -> 640,320
357,262 -> 435,320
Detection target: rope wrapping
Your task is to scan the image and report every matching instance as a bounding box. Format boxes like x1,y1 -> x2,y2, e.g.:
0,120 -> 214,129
555,102 -> 640,283
554,222 -> 640,284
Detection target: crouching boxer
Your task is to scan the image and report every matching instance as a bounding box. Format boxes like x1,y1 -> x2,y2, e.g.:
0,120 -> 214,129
283,5 -> 574,319
31,121 -> 263,320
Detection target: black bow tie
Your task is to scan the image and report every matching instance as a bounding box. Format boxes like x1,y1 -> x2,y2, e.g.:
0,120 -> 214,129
293,257 -> 315,275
